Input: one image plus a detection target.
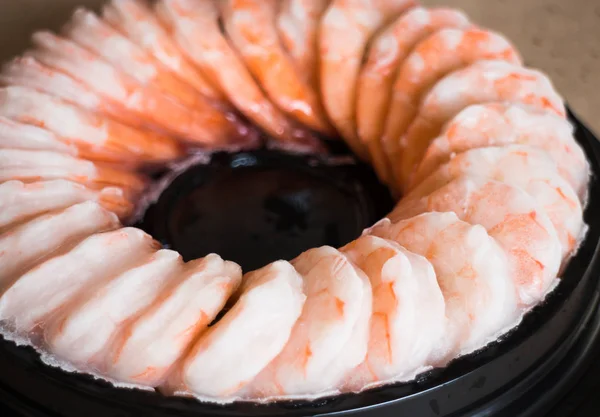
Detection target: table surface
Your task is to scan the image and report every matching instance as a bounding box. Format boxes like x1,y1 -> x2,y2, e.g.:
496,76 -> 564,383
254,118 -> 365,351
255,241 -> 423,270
0,0 -> 599,134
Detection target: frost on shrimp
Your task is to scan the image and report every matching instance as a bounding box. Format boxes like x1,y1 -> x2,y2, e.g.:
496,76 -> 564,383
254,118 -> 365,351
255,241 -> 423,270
164,260 -> 305,402
248,247 -> 371,400
389,175 -> 562,306
368,212 -> 519,360
341,235 -> 445,390
407,145 -> 584,260
413,103 -> 589,200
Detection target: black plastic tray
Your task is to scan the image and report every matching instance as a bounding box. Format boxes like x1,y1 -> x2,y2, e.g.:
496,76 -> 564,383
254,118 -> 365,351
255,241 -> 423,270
0,110 -> 599,417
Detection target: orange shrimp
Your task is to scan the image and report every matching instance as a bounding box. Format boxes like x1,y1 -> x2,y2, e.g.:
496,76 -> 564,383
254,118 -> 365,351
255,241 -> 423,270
156,0 -> 322,153
0,180 -> 132,226
0,86 -> 183,164
356,7 -> 470,182
220,0 -> 332,134
102,0 -> 225,101
379,27 -> 522,189
394,60 -> 566,194
276,0 -> 330,90
319,0 -> 416,158
389,175 -> 562,306
413,103 -> 589,199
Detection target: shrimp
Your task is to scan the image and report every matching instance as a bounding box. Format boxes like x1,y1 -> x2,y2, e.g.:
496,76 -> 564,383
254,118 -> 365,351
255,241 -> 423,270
389,176 -> 562,306
106,254 -> 242,387
0,180 -> 132,227
249,246 -> 371,399
0,115 -> 77,156
47,249 -> 181,369
341,235 -> 444,389
319,0 -> 415,158
413,103 -> 589,199
28,32 -> 245,146
407,145 -> 584,259
368,212 -> 518,359
0,149 -> 147,197
356,7 -> 471,182
63,8 -> 249,148
395,60 -> 566,193
164,260 -> 305,401
0,201 -> 119,295
0,228 -> 159,336
102,0 -> 224,101
380,28 -> 522,190
276,0 -> 330,89
0,86 -> 183,164
156,0 -> 322,153
220,0 -> 332,134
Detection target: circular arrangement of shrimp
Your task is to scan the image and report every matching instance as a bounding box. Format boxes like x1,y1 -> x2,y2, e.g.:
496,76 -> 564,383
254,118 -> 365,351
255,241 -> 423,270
0,0 -> 591,405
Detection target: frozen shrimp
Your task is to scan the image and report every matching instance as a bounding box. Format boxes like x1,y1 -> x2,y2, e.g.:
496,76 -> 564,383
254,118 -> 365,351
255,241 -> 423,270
107,254 -> 242,387
407,145 -> 584,259
413,103 -> 589,199
0,149 -> 147,197
250,246 -> 371,398
319,0 -> 415,158
0,201 -> 119,294
63,8 -> 248,148
0,115 -> 77,156
0,86 -> 183,164
47,249 -> 182,369
276,0 -> 330,89
356,7 -> 471,182
369,212 -> 518,359
389,176 -> 562,306
0,180 -> 132,227
0,228 -> 159,336
220,0 -> 332,134
341,235 -> 444,389
380,28 -> 522,189
102,0 -> 224,101
395,60 -> 566,193
165,260 -> 305,401
156,0 -> 321,153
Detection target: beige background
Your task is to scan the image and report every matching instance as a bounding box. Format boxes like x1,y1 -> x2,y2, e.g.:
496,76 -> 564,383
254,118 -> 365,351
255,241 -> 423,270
1,0 -> 599,133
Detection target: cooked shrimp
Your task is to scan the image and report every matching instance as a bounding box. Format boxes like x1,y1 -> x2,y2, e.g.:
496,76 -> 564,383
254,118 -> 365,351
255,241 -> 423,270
0,86 -> 183,164
102,0 -> 224,101
0,201 -> 119,295
220,0 -> 332,134
47,249 -> 181,369
165,260 -> 305,401
395,60 -> 566,193
319,0 -> 415,158
276,0 -> 330,89
407,145 -> 584,259
156,0 -> 322,153
106,254 -> 241,386
368,212 -> 518,359
250,246 -> 371,398
0,180 -> 132,227
0,228 -> 159,336
389,176 -> 562,306
380,28 -> 522,189
63,8 -> 249,148
356,7 -> 471,182
0,149 -> 147,197
0,115 -> 77,155
414,103 -> 589,199
341,235 -> 444,389
28,32 -> 245,146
